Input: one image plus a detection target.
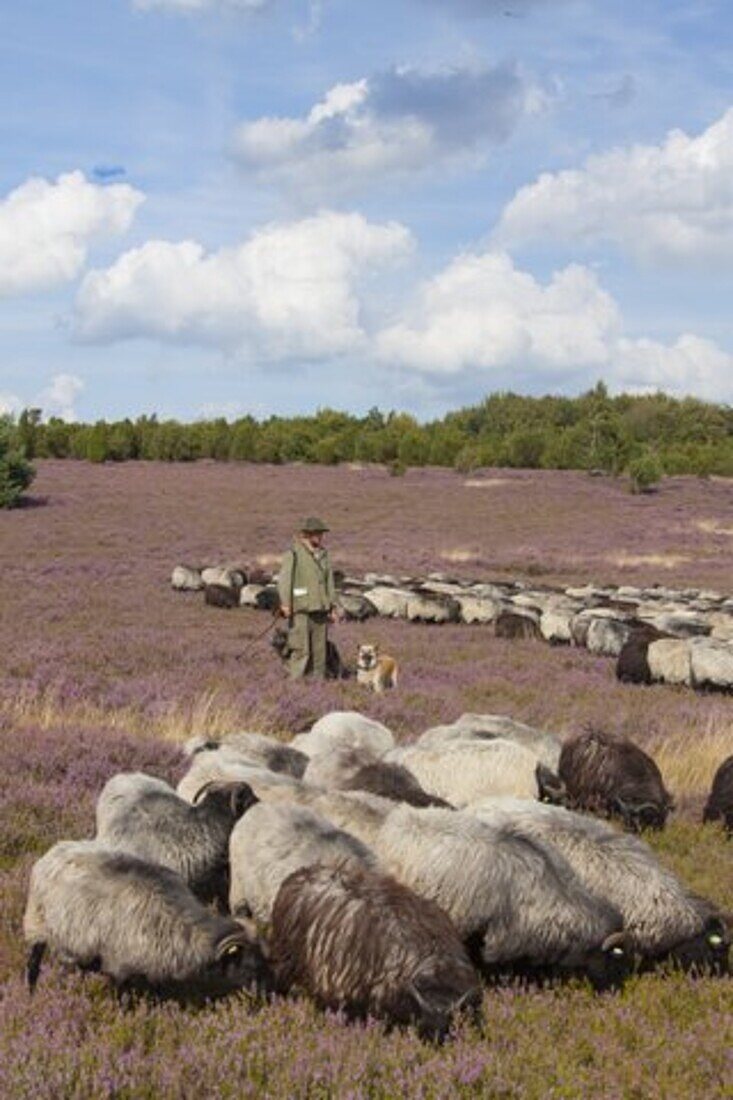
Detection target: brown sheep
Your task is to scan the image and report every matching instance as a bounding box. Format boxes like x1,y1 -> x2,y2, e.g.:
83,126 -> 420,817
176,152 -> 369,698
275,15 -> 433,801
270,862 -> 481,1040
615,624 -> 669,685
703,755 -> 733,834
559,728 -> 673,832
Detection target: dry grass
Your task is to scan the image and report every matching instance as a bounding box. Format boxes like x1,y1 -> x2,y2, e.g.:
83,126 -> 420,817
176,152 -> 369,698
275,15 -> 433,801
606,552 -> 693,568
696,519 -> 733,537
463,478 -> 511,488
650,718 -> 733,797
440,547 -> 482,563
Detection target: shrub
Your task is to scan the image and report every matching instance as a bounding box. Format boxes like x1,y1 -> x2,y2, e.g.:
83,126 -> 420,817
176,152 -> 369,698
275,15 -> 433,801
628,450 -> 663,494
0,416 -> 36,507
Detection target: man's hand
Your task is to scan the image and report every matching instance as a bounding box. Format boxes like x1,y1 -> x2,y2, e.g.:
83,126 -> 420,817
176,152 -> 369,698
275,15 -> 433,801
329,606 -> 342,624
280,604 -> 292,619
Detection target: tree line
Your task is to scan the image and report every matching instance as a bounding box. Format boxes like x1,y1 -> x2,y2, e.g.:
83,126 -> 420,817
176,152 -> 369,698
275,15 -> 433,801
3,384 -> 733,505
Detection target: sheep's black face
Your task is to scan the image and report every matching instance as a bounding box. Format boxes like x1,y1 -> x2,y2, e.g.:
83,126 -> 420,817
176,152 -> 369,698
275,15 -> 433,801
668,919 -> 731,976
579,937 -> 631,992
612,797 -> 669,833
209,936 -> 274,997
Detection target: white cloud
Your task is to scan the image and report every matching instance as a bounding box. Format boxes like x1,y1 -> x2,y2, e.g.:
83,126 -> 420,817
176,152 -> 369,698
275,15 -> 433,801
0,392 -> 22,416
232,63 -> 543,198
73,211 -> 413,359
377,251 -> 619,375
375,248 -> 733,400
38,374 -> 85,421
612,335 -> 733,401
0,171 -> 144,297
495,108 -> 733,264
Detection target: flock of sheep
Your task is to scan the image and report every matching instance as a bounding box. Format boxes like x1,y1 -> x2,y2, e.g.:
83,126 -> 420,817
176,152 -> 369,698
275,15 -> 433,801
25,712 -> 733,1040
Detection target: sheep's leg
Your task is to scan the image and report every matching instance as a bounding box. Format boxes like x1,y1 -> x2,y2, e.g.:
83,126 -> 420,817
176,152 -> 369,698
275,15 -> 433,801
26,942 -> 46,992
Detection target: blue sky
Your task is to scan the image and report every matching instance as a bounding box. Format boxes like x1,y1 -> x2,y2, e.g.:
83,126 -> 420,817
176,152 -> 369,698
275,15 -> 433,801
1,0 -> 733,422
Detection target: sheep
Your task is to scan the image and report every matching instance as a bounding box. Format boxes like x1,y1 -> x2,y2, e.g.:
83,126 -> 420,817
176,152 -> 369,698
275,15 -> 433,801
270,862 -> 481,1040
370,805 -> 628,989
395,739 -> 565,809
249,783 -> 396,849
615,625 -> 669,685
176,747 -> 302,804
184,731 -> 308,779
228,802 -> 377,923
416,713 -> 562,772
303,746 -> 451,808
291,711 -> 395,758
703,755 -> 733,834
466,798 -> 730,975
559,728 -> 673,831
204,583 -> 240,609
95,772 -> 258,906
24,840 -> 272,998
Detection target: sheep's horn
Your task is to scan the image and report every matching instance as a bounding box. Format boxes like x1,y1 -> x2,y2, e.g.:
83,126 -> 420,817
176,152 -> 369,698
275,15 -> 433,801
192,782 -> 215,805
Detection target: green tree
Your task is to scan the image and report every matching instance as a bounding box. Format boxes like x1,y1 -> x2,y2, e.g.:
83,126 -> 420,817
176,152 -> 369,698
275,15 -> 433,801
628,449 -> 663,494
0,416 -> 36,507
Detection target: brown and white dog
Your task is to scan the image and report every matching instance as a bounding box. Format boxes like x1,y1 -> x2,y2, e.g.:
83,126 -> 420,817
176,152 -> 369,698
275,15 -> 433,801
356,644 -> 398,693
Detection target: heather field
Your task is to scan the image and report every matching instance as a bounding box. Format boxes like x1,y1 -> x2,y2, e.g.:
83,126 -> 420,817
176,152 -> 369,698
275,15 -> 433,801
1,460 -> 732,1099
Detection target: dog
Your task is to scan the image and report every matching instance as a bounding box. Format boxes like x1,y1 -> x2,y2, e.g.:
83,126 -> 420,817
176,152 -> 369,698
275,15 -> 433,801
356,643 -> 399,693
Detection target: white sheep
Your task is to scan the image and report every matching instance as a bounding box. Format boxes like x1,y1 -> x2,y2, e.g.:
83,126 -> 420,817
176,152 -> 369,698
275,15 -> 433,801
291,711 -> 395,758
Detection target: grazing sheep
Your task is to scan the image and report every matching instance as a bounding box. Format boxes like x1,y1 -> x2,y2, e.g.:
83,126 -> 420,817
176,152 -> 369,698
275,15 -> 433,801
291,711 -> 395,758
417,714 -> 562,772
24,840 -> 272,998
176,748 -> 302,804
703,755 -> 733,834
615,625 -> 669,685
396,739 -> 565,808
185,732 -> 308,779
95,772 -> 258,905
494,609 -> 542,641
270,862 -> 481,1039
229,802 -> 377,923
559,728 -> 673,831
467,798 -> 730,975
371,806 -> 628,989
204,583 -> 240,609
303,746 -> 450,808
250,783 -> 395,848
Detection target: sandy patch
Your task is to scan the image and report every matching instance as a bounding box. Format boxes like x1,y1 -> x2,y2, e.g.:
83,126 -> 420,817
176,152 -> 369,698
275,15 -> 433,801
464,478 -> 511,488
607,552 -> 692,568
255,553 -> 282,567
696,519 -> 733,536
441,548 -> 480,563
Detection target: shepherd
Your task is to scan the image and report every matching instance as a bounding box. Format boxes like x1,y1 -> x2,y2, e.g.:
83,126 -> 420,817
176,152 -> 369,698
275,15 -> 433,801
277,517 -> 339,680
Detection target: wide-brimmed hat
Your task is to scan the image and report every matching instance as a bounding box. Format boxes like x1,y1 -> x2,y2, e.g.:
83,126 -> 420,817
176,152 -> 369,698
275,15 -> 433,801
300,516 -> 330,533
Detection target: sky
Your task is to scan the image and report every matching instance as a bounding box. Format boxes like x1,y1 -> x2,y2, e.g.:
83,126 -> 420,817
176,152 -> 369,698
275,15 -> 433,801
1,0 -> 733,423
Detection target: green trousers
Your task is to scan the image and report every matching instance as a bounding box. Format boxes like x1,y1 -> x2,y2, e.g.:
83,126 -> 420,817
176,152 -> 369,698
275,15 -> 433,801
287,611 -> 329,679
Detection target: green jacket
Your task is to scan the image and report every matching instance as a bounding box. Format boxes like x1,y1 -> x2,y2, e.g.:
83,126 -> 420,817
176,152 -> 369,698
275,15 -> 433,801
278,539 -> 337,614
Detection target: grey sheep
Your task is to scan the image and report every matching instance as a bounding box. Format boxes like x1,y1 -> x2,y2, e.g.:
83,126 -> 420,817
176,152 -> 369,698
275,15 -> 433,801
303,745 -> 450,808
291,711 -> 395,758
466,797 -> 730,975
176,747 -> 302,803
417,714 -> 562,772
370,805 -> 628,989
270,862 -> 482,1040
229,802 -> 377,923
95,772 -> 258,906
24,840 -> 272,998
184,732 -> 308,779
247,779 -> 395,849
394,739 -> 565,808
